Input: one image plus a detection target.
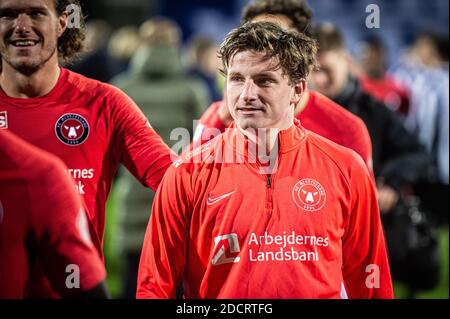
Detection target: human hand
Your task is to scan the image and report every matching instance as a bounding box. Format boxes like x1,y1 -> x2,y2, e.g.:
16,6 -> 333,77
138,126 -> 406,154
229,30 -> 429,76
376,180 -> 400,214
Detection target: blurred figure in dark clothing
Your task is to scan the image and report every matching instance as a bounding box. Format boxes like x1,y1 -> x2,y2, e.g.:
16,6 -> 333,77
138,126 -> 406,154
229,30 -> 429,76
68,20 -> 113,82
356,36 -> 410,117
390,31 -> 449,225
185,36 -> 222,102
107,26 -> 141,78
111,17 -> 209,299
310,23 -> 442,294
310,23 -> 434,215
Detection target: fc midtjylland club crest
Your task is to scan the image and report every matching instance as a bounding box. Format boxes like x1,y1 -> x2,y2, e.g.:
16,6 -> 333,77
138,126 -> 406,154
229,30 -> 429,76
0,111 -> 8,129
292,178 -> 326,212
55,113 -> 89,146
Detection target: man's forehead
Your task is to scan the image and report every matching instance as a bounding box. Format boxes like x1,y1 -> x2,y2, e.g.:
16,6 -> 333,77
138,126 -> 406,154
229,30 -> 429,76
0,0 -> 54,10
229,50 -> 280,73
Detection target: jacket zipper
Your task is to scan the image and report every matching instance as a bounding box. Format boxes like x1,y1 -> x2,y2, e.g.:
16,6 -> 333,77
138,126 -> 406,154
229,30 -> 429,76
266,174 -> 273,212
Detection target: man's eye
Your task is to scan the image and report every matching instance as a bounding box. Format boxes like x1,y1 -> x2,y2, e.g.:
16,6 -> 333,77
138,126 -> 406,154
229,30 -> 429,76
230,76 -> 244,82
257,79 -> 274,86
0,11 -> 17,19
30,11 -> 45,18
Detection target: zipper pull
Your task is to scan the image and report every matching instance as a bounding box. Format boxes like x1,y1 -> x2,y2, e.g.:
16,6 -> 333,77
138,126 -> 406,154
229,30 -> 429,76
267,175 -> 272,188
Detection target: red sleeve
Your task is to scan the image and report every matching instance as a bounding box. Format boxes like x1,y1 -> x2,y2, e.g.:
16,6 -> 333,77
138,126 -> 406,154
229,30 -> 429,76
189,101 -> 227,151
109,87 -> 177,190
348,117 -> 375,180
137,163 -> 193,299
341,154 -> 393,299
32,159 -> 106,297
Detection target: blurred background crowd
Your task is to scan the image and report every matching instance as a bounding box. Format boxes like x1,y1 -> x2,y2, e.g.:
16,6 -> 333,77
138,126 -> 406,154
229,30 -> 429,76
68,0 -> 448,299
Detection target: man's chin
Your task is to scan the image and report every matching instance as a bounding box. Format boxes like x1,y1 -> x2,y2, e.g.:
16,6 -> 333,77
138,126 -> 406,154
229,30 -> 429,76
236,120 -> 267,132
8,60 -> 42,76
4,48 -> 56,76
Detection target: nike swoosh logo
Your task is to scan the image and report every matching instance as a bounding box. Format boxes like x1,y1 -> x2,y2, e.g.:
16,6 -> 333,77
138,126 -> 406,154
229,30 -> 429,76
207,190 -> 237,206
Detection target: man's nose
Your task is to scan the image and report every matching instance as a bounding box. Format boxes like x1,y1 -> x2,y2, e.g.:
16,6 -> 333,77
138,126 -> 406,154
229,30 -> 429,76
14,14 -> 33,34
241,80 -> 257,103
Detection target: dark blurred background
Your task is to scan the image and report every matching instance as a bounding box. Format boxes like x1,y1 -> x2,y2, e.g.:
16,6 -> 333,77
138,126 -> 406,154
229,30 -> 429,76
78,0 -> 448,66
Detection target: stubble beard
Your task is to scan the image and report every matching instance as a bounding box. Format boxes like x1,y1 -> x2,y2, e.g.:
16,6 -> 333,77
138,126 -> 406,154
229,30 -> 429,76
2,45 -> 57,76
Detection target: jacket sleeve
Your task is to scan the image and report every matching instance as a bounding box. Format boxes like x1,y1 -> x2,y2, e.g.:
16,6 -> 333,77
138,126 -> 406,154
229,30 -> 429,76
136,163 -> 193,298
110,87 -> 177,191
341,155 -> 394,299
350,116 -> 375,181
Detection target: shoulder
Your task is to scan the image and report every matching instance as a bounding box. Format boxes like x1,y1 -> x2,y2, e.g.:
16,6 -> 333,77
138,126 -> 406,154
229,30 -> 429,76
168,132 -> 227,183
176,133 -> 224,166
0,132 -> 75,214
64,68 -> 132,104
309,91 -> 368,133
1,131 -> 66,179
305,129 -> 369,178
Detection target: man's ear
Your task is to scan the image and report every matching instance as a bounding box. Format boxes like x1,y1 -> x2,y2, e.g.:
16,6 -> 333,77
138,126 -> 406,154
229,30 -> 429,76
291,79 -> 307,105
57,12 -> 69,38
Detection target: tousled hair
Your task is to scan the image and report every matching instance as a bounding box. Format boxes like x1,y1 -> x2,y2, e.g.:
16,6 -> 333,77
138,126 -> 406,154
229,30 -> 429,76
54,0 -> 86,62
219,21 -> 318,85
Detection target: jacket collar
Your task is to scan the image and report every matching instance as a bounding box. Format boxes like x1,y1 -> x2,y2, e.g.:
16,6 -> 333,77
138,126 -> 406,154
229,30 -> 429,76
223,119 -> 307,163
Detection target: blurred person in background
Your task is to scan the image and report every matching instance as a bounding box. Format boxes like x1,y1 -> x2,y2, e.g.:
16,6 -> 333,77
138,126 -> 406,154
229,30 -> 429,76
309,23 -> 433,214
309,24 -> 441,295
390,31 -> 449,225
107,25 -> 140,78
111,16 -> 210,299
185,35 -> 222,102
355,35 -> 410,117
0,130 -> 109,299
67,19 -> 113,82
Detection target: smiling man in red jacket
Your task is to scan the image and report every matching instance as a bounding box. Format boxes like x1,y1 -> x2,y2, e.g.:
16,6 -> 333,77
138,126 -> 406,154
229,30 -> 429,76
0,0 -> 174,255
137,22 -> 393,299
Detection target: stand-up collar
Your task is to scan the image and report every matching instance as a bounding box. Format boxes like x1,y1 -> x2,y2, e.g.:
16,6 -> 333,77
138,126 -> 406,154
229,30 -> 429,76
223,119 -> 307,162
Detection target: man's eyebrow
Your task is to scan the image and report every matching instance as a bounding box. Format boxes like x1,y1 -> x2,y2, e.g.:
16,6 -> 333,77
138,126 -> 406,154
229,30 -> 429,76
254,71 -> 278,77
228,71 -> 243,76
0,6 -> 49,13
29,6 -> 49,11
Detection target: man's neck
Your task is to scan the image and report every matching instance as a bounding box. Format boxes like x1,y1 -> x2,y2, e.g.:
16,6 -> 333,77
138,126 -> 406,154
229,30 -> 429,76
0,58 -> 61,98
294,90 -> 310,115
238,123 -> 293,156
